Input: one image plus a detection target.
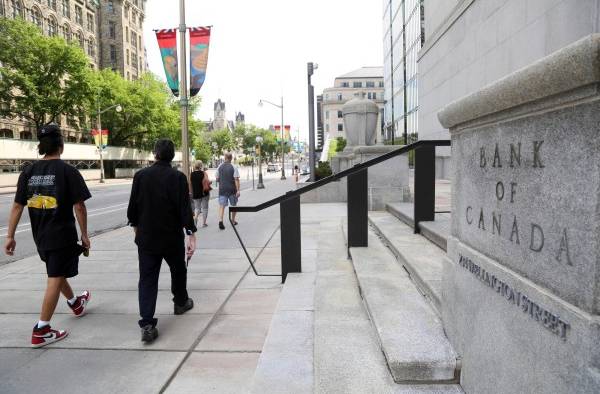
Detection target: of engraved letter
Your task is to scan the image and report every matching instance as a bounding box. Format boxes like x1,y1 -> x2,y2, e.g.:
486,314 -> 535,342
556,228 -> 573,266
466,206 -> 473,225
493,143 -> 502,168
492,212 -> 501,235
480,147 -> 487,168
510,142 -> 521,167
510,216 -> 520,244
495,182 -> 504,201
478,208 -> 485,231
533,141 -> 545,168
510,182 -> 517,203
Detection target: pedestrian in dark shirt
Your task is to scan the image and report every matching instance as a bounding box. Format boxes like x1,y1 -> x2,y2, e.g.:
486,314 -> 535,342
190,161 -> 211,228
127,139 -> 197,343
4,124 -> 92,348
216,152 -> 240,230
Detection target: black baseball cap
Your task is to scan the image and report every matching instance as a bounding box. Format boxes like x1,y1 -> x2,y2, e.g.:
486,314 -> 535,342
38,124 -> 62,139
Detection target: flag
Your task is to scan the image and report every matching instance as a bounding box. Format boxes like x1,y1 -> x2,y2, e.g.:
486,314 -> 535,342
189,27 -> 211,97
274,125 -> 281,141
155,29 -> 179,96
92,129 -> 109,149
284,125 -> 291,141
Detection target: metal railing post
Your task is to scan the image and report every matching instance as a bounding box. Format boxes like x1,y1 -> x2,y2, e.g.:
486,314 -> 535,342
414,144 -> 436,233
347,167 -> 368,248
280,194 -> 301,283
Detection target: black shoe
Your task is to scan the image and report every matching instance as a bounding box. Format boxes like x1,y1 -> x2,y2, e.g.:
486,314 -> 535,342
174,298 -> 194,315
141,324 -> 158,343
219,221 -> 225,230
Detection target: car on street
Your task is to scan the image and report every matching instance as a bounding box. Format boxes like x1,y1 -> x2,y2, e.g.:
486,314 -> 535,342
300,165 -> 310,175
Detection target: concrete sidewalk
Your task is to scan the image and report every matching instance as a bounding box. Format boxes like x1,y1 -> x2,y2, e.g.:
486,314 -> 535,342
0,177 -> 296,393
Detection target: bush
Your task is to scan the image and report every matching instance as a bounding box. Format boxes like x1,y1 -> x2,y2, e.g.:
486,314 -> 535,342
335,137 -> 347,152
315,161 -> 332,180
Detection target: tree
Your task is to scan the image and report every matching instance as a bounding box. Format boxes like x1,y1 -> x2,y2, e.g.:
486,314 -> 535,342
208,129 -> 236,156
0,18 -> 95,130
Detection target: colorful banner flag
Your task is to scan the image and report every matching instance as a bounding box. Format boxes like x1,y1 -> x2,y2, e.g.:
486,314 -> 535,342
155,29 -> 179,96
284,125 -> 291,141
274,125 -> 281,141
189,26 -> 211,97
91,129 -> 109,149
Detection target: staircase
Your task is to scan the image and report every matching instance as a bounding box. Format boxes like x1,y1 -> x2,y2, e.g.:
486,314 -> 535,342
247,203 -> 463,393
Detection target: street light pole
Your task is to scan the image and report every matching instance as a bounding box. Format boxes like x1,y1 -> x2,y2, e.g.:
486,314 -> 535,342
256,135 -> 265,189
96,97 -> 105,184
179,0 -> 190,180
280,96 -> 286,180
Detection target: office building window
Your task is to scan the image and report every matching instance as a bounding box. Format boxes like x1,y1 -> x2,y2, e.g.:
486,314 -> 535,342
87,38 -> 95,57
109,21 -> 116,39
341,82 -> 349,87
337,110 -> 342,118
86,13 -> 94,32
75,5 -> 82,24
125,26 -> 129,42
337,124 -> 343,132
61,0 -> 69,18
379,81 -> 384,87
353,82 -> 362,88
62,24 -> 71,41
337,93 -> 342,101
366,81 -> 375,88
131,31 -> 137,48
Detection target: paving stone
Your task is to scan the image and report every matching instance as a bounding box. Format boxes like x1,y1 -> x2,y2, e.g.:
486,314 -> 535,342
166,352 -> 260,394
195,314 -> 273,352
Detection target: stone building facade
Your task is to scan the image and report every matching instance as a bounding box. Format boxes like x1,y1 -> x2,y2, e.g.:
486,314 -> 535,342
97,0 -> 147,81
206,99 -> 235,132
321,67 -> 384,140
419,0 -> 600,178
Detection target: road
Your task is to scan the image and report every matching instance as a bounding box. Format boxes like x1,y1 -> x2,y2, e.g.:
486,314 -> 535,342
0,168 -> 290,265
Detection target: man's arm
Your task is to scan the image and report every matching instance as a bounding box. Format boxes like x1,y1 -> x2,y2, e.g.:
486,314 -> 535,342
4,203 -> 24,256
179,174 -> 197,258
235,178 -> 241,197
74,201 -> 90,249
127,174 -> 140,234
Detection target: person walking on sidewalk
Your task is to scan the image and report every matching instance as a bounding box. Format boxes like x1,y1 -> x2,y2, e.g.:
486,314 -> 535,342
190,161 -> 211,228
216,152 -> 240,230
127,139 -> 197,343
3,124 -> 92,348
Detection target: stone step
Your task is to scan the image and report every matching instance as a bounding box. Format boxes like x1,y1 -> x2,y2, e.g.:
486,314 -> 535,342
369,211 -> 447,312
350,230 -> 460,384
314,266 -> 462,394
386,202 -> 451,251
249,273 -> 315,394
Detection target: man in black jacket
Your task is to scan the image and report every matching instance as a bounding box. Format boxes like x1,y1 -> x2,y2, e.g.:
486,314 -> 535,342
127,139 -> 197,343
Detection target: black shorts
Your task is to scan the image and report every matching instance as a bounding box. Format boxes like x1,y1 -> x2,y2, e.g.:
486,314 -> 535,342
38,245 -> 80,278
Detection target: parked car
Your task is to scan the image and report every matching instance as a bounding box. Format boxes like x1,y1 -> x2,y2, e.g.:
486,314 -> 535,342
300,165 -> 310,175
267,163 -> 280,172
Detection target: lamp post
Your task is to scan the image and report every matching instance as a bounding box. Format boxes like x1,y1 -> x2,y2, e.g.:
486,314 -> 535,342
256,135 -> 265,189
95,101 -> 122,183
178,0 -> 191,180
258,97 -> 286,180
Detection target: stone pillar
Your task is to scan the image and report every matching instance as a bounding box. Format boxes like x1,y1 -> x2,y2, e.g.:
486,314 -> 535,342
437,35 -> 600,394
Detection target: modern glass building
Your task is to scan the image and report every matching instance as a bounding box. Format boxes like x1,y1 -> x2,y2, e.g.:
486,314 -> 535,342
382,0 -> 424,144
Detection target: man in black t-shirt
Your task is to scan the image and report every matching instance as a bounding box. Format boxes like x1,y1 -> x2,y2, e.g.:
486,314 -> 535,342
4,124 -> 92,348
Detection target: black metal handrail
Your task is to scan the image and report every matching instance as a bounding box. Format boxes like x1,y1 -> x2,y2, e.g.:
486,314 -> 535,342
229,139 -> 451,282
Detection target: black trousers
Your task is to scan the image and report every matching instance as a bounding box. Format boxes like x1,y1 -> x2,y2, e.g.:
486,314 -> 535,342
138,244 -> 189,328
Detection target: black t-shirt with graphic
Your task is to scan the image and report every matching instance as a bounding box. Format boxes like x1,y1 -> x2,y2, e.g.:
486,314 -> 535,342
15,160 -> 91,251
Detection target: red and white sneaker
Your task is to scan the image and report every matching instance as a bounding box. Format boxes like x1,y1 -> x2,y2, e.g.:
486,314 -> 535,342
68,290 -> 91,317
31,325 -> 68,348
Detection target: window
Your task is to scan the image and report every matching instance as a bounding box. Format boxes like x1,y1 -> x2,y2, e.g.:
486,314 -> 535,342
372,92 -> 377,100
87,38 -> 95,57
337,110 -> 342,118
133,0 -> 138,7
124,5 -> 129,19
379,81 -> 384,88
126,49 -> 129,65
47,0 -> 56,10
86,13 -> 94,32
11,0 -> 22,18
126,71 -> 130,80
341,82 -> 349,88
107,0 -> 114,13
131,12 -> 136,26
109,21 -> 116,39
125,26 -> 129,42
368,92 -> 377,100
138,36 -> 141,50
325,124 -> 329,133
353,82 -> 362,88
337,124 -> 343,132
0,129 -> 13,138
20,131 -> 33,140
366,81 -> 375,88
47,18 -> 57,36
131,31 -> 137,48
61,0 -> 69,18
62,24 -> 71,41
139,15 -> 143,28
77,31 -> 84,48
0,1 -> 4,16
337,93 -> 343,101
75,5 -> 82,25
110,45 -> 117,62
31,8 -> 42,29
139,56 -> 142,71
325,111 -> 329,119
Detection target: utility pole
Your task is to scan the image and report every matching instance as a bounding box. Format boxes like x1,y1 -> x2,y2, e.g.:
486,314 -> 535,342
179,0 -> 190,180
307,62 -> 318,182
96,97 -> 105,184
280,96 -> 286,180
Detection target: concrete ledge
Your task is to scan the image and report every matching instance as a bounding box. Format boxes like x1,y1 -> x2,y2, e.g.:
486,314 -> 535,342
438,34 -> 600,129
250,273 -> 315,394
419,214 -> 451,252
350,232 -> 459,383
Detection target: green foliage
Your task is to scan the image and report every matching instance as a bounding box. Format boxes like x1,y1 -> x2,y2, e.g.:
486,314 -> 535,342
335,137 -> 347,152
208,129 -> 236,156
315,161 -> 332,180
0,18 -> 95,130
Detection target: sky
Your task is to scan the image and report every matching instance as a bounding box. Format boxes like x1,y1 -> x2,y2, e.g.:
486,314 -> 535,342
144,0 -> 384,142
